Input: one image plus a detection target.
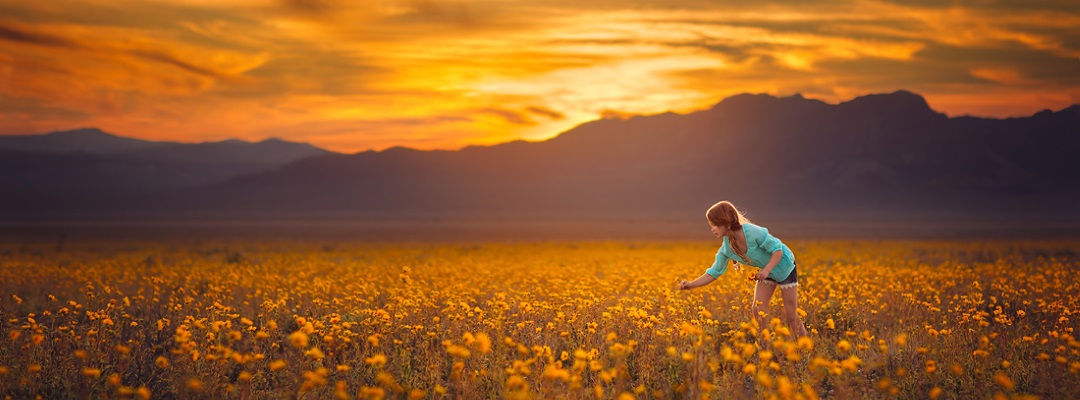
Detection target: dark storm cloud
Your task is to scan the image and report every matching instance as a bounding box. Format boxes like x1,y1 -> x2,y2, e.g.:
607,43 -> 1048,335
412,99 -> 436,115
0,95 -> 91,122
817,55 -> 983,87
282,0 -> 338,13
479,108 -> 535,125
126,48 -> 234,80
384,0 -> 476,26
213,52 -> 389,97
1,1 -> 270,63
916,43 -> 1080,85
0,22 -> 87,49
0,20 -> 237,80
526,106 -> 565,120
876,0 -> 1080,13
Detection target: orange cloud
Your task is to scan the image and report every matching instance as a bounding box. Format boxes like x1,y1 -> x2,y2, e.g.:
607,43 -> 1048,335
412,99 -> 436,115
526,106 -> 565,120
0,0 -> 1077,152
970,68 -> 1034,86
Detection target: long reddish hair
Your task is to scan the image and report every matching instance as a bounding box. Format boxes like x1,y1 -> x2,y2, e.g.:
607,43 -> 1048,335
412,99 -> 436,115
706,201 -> 750,261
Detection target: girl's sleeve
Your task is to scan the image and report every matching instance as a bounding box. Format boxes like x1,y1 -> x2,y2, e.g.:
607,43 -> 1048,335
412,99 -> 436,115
756,225 -> 785,253
705,249 -> 730,278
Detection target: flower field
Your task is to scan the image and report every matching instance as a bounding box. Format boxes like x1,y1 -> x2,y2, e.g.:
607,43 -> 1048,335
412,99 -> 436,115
1,240 -> 1078,399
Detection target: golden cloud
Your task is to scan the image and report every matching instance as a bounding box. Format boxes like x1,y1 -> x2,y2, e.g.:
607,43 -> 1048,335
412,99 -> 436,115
0,0 -> 1077,152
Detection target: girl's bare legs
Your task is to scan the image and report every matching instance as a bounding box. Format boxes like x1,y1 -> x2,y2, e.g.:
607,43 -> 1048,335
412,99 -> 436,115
780,286 -> 809,338
751,280 -> 776,330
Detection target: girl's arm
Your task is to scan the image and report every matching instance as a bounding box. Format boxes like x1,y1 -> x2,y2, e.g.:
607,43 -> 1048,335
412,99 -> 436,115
679,273 -> 716,290
754,250 -> 783,280
681,248 -> 729,290
753,225 -> 787,280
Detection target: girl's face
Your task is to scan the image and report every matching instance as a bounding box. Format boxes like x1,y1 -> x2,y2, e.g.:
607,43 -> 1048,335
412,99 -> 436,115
710,223 -> 727,238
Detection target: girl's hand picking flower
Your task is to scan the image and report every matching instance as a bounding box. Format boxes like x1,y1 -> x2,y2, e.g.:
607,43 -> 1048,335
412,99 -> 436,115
678,280 -> 692,290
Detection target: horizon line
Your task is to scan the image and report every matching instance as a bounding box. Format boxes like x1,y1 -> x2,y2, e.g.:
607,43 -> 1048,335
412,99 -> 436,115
3,89 -> 1076,155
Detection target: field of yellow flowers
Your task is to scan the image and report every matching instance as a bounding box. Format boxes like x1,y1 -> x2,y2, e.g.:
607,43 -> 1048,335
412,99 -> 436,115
1,240 -> 1078,399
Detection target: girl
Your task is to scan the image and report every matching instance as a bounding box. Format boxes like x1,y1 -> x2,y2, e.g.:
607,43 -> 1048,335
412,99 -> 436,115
678,201 -> 808,338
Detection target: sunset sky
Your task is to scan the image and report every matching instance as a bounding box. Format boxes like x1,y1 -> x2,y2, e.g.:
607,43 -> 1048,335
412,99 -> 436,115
1,0 -> 1077,153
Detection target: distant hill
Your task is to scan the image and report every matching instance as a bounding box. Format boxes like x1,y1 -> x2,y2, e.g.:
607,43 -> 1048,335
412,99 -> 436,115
0,128 -> 330,164
119,136 -> 331,166
3,91 -> 1077,225
0,128 -> 173,154
0,129 -> 333,216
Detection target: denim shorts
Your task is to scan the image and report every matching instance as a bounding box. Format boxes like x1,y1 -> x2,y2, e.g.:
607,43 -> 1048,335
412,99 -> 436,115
760,261 -> 798,289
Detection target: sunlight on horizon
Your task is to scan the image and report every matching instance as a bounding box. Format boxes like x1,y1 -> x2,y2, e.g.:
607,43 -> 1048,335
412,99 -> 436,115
0,0 -> 1077,153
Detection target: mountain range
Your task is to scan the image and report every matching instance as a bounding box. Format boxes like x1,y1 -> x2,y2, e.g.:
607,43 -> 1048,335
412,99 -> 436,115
0,128 -> 330,213
2,91 -> 1077,226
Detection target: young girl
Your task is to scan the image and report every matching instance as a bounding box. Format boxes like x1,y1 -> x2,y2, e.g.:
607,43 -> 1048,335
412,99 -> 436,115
678,201 -> 808,338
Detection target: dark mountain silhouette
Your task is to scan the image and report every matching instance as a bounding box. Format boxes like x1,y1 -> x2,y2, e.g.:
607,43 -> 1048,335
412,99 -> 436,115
0,128 -> 173,154
0,129 -> 333,216
121,136 -> 331,166
3,91 -> 1077,226
0,128 -> 331,164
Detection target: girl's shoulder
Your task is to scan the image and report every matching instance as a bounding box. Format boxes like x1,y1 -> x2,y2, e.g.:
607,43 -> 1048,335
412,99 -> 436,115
741,222 -> 764,234
741,222 -> 774,240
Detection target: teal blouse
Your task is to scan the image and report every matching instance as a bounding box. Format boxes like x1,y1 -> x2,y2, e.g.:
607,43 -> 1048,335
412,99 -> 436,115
704,222 -> 795,281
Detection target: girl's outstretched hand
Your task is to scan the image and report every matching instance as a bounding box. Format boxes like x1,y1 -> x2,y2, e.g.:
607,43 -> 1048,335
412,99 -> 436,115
678,280 -> 692,290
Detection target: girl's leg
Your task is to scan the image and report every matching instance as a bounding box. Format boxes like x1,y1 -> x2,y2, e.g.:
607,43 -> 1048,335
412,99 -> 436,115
751,280 -> 776,330
779,286 -> 809,338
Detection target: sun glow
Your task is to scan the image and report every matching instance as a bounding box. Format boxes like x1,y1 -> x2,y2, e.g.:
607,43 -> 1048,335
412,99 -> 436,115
0,0 -> 1076,152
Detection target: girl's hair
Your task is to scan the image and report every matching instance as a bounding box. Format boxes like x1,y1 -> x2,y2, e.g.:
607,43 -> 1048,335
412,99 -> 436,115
706,201 -> 751,262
